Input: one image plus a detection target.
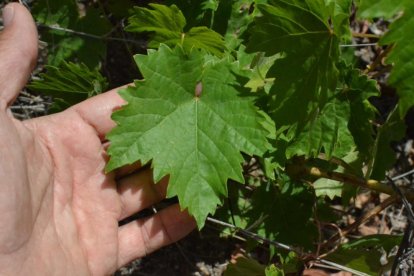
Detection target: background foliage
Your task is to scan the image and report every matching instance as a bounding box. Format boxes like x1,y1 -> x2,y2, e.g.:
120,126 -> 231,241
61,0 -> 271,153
22,0 -> 414,274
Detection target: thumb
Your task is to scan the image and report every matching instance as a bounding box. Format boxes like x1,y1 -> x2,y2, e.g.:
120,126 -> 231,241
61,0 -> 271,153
0,3 -> 38,109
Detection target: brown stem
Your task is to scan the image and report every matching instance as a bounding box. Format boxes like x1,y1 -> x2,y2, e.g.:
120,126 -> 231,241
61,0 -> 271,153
307,166 -> 396,195
286,160 -> 414,200
352,32 -> 381,39
364,45 -> 394,74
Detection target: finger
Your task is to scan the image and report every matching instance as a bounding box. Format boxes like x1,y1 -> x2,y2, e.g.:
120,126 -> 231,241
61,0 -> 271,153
69,85 -> 127,140
117,168 -> 168,220
117,204 -> 196,268
0,3 -> 38,107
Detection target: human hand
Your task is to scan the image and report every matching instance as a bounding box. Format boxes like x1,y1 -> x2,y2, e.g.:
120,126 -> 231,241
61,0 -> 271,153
0,3 -> 195,275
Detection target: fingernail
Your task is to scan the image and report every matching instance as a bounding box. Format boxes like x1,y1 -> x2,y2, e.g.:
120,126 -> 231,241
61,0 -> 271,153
2,6 -> 15,27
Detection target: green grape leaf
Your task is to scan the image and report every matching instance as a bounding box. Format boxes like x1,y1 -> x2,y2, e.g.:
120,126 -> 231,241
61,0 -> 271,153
201,0 -> 219,12
327,235 -> 402,275
342,67 -> 379,159
247,181 -> 317,250
106,45 -> 269,227
223,1 -> 253,50
286,95 -> 354,159
358,0 -> 406,19
247,0 -> 344,159
184,26 -> 226,56
126,4 -> 225,56
126,4 -> 186,43
27,62 -> 108,111
370,106 -> 406,180
285,64 -> 379,160
164,0 -> 206,29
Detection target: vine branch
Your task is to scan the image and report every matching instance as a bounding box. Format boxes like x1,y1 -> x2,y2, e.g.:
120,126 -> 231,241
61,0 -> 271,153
287,161 -> 414,200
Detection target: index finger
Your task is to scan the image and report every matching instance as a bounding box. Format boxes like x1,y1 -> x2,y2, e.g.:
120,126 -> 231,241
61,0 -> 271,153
69,85 -> 127,140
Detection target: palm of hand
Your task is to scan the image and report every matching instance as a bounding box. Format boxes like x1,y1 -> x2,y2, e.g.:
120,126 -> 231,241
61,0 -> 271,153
0,3 -> 194,275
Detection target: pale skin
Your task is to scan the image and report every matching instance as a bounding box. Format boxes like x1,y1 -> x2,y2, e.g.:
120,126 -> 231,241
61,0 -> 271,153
0,3 -> 195,275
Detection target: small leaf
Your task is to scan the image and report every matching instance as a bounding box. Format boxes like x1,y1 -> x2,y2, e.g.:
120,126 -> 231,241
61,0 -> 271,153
106,45 -> 269,227
201,0 -> 219,12
265,264 -> 284,276
313,178 -> 344,199
313,149 -> 359,199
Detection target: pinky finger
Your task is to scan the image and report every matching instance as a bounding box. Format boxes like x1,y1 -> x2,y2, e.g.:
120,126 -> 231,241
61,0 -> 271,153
117,204 -> 196,268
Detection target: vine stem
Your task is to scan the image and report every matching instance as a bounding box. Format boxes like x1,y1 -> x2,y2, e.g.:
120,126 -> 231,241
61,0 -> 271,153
287,159 -> 414,200
206,217 -> 370,276
307,166 -> 397,196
